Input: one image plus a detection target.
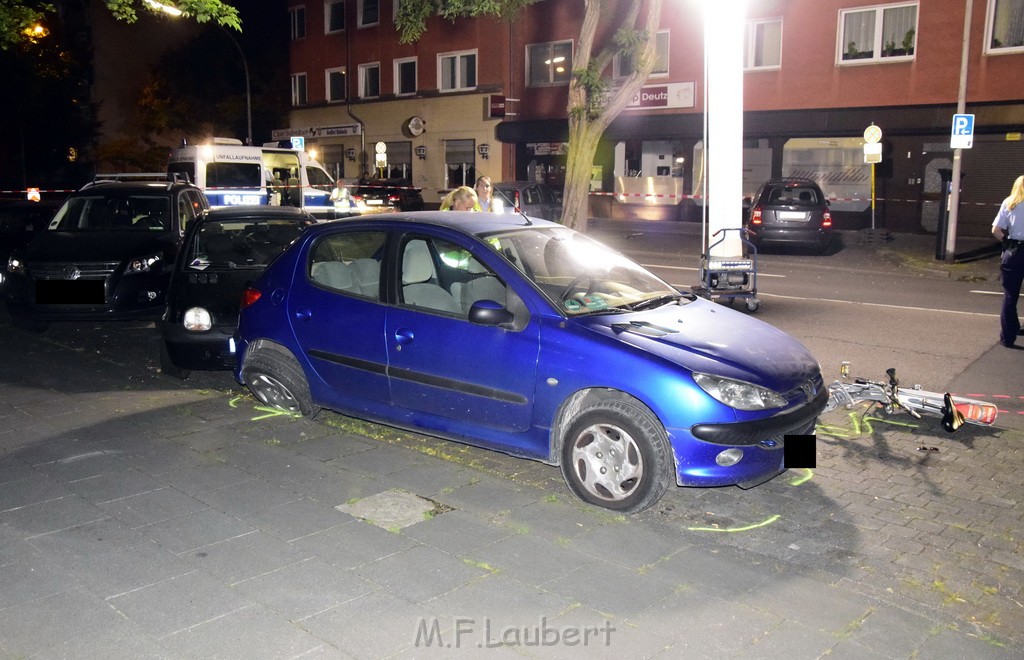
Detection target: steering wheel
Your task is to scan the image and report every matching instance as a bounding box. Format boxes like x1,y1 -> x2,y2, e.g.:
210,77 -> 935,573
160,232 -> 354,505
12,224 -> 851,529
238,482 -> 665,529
560,274 -> 596,301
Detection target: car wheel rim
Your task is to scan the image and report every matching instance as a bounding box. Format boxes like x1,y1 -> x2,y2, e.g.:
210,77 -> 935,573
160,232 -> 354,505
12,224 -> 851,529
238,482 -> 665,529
569,423 -> 643,502
249,373 -> 300,413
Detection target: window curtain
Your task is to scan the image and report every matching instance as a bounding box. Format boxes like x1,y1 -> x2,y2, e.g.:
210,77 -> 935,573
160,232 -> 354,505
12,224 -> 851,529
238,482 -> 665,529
842,11 -> 875,58
881,5 -> 917,55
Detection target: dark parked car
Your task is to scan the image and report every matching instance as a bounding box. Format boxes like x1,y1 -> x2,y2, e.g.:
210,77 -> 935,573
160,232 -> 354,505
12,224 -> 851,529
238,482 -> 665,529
0,199 -> 63,270
493,181 -> 562,221
234,211 -> 825,513
745,178 -> 834,253
159,206 -> 315,379
3,174 -> 209,332
353,178 -> 425,213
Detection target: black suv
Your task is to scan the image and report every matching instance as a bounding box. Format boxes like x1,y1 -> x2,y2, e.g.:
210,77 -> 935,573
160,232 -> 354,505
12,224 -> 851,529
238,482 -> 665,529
3,174 -> 209,331
353,177 -> 425,213
745,178 -> 834,253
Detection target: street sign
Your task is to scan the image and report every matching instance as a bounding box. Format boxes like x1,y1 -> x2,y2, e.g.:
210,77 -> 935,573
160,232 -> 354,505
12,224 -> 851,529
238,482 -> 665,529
863,143 -> 882,163
290,136 -> 305,150
863,124 -> 882,144
950,113 -> 975,149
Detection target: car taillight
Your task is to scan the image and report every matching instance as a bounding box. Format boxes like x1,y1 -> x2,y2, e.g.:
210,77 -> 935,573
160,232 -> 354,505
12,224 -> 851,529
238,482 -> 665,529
240,287 -> 262,310
822,209 -> 832,228
751,206 -> 762,224
352,195 -> 364,203
388,194 -> 400,203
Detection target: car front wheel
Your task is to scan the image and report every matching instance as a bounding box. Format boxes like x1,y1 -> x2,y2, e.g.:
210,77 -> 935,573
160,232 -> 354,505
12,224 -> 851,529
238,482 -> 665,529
241,346 -> 320,417
560,393 -> 673,513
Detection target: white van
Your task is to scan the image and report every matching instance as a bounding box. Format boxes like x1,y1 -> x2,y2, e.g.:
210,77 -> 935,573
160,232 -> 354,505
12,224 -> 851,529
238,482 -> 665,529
167,138 -> 339,219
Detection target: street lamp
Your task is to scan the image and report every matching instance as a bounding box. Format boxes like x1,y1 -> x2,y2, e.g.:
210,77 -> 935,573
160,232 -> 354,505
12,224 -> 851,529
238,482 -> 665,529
145,0 -> 252,145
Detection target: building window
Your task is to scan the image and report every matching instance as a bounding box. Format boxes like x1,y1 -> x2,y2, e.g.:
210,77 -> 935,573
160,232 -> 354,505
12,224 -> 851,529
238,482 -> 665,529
326,67 -> 347,102
291,73 -> 307,106
438,50 -> 476,92
358,0 -> 379,28
395,57 -> 417,96
838,2 -> 917,63
745,18 -> 782,69
359,62 -> 380,98
614,31 -> 669,78
290,5 -> 306,41
325,0 -> 345,33
527,41 -> 573,86
445,139 -> 475,189
986,0 -> 1024,53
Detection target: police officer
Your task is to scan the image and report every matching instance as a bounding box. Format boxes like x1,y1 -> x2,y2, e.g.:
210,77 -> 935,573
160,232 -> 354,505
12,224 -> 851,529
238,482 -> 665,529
991,174 -> 1024,348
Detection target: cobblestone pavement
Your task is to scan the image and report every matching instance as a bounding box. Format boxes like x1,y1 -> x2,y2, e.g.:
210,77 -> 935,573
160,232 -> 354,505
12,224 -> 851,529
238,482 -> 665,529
1,235 -> 1022,658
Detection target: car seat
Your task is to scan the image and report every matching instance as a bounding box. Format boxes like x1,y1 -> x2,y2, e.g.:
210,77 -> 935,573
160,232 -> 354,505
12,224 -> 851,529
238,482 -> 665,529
401,240 -> 461,313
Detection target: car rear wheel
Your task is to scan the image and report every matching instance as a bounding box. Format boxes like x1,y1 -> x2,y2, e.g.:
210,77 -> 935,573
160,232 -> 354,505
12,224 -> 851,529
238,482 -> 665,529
159,341 -> 190,380
560,392 -> 672,513
241,346 -> 320,417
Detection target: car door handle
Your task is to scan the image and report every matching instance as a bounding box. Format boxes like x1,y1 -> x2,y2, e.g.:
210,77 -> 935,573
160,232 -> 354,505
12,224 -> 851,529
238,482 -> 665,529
394,328 -> 414,345
294,307 -> 312,321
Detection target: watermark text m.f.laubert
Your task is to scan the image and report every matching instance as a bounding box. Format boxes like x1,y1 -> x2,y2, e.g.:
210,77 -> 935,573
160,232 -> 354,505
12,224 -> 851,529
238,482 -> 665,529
414,616 -> 615,649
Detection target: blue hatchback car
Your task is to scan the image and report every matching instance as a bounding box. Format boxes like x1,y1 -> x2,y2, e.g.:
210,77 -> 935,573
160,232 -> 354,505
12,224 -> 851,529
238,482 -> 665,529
235,212 -> 826,513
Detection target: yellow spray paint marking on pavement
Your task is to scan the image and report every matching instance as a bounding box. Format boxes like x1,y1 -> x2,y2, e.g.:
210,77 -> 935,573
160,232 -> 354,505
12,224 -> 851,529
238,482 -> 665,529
251,405 -> 301,421
788,468 -> 813,486
817,411 -> 919,439
687,514 -> 781,533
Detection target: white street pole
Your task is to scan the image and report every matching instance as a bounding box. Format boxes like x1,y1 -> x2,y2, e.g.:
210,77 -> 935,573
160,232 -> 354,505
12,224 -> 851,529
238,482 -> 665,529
945,0 -> 973,262
704,2 -> 746,258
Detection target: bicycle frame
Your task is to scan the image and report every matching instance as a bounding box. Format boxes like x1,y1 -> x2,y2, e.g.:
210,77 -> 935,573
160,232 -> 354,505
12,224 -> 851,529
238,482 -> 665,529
824,363 -> 997,433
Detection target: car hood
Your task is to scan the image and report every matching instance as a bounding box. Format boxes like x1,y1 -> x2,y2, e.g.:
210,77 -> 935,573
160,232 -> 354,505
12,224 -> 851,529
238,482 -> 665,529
575,297 -> 819,388
22,231 -> 176,262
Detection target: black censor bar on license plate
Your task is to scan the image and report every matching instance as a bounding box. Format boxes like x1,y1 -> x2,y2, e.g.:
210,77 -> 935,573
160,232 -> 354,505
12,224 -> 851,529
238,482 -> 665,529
36,280 -> 105,304
784,434 -> 816,468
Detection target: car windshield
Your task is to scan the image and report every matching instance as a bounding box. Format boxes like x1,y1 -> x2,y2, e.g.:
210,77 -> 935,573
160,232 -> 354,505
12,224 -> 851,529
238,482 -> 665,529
483,225 -> 682,315
185,220 -> 304,269
48,195 -> 172,232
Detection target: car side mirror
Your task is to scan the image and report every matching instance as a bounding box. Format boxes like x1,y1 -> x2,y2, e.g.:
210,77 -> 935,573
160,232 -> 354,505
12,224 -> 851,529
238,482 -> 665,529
468,299 -> 513,327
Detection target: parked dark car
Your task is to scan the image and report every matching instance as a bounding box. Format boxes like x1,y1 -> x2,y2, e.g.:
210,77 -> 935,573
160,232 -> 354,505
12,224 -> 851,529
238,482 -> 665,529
745,178 -> 834,253
353,178 -> 425,213
0,198 -> 64,271
3,174 -> 209,332
159,206 -> 315,379
493,181 -> 562,221
234,211 -> 825,513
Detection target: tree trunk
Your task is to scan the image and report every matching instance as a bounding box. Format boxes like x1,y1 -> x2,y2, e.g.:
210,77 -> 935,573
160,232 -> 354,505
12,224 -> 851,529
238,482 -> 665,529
561,0 -> 663,234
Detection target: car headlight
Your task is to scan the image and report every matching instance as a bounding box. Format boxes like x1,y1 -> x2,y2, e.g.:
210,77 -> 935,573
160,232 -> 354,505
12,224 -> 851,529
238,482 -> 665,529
693,372 -> 787,411
183,307 -> 212,332
7,255 -> 24,273
126,253 -> 162,274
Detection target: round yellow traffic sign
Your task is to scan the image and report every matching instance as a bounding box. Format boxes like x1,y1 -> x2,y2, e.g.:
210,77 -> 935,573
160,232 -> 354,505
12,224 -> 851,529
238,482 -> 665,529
863,125 -> 882,144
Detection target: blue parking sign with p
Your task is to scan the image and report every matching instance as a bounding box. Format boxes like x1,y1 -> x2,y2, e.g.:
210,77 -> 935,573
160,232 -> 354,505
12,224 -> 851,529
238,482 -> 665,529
950,114 -> 974,149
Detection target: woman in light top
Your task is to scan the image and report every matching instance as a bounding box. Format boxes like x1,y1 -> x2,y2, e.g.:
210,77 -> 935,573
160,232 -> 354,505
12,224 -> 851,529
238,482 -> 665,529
474,176 -> 504,213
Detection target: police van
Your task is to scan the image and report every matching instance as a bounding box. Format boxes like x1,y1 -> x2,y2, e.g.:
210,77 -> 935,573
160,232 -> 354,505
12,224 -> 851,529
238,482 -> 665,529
167,138 -> 339,219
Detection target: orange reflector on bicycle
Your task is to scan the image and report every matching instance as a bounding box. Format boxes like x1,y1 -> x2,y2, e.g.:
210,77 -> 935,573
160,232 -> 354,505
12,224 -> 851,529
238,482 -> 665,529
954,402 -> 998,425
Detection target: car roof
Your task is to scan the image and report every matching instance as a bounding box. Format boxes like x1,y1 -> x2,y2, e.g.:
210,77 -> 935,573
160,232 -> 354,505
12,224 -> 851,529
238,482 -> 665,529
494,181 -> 543,188
72,181 -> 201,196
762,177 -> 821,187
303,210 -> 558,237
199,206 -> 314,222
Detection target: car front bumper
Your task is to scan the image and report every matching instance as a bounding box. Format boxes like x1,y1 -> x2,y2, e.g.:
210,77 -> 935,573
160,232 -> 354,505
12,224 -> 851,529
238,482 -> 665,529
670,389 -> 827,487
160,321 -> 239,371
